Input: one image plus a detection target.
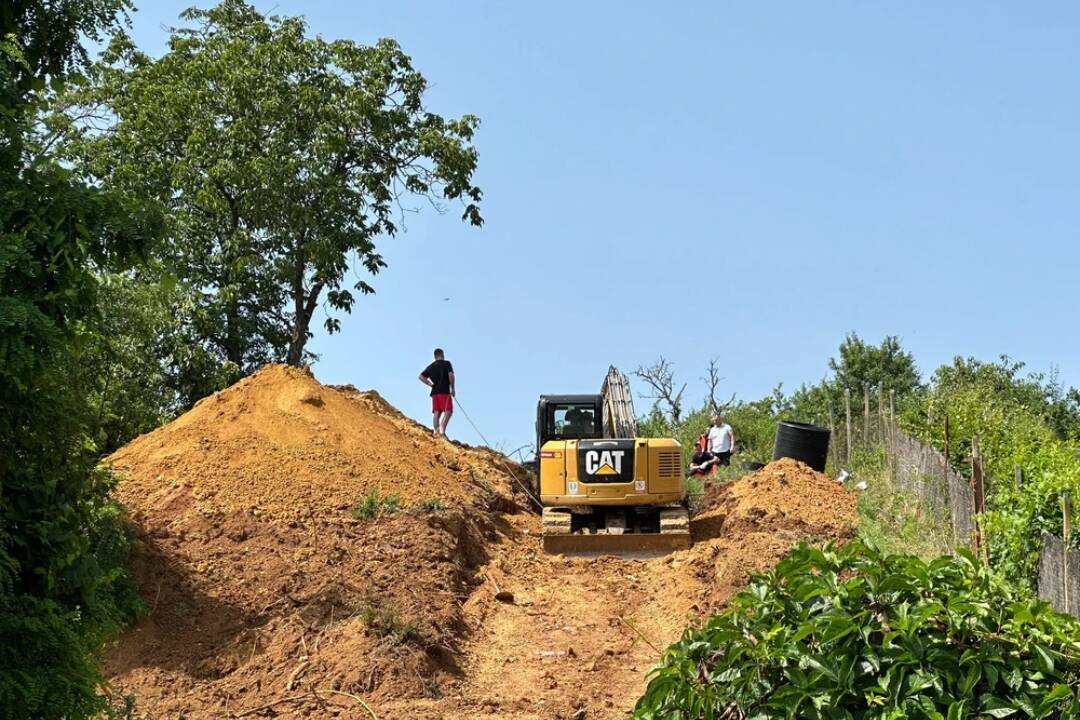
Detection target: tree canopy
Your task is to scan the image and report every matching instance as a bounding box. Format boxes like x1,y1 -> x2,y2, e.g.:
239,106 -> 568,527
2,1 -> 150,716
60,0 -> 483,373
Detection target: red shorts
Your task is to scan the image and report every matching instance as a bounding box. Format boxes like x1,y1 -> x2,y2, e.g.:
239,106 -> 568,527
432,394 -> 453,413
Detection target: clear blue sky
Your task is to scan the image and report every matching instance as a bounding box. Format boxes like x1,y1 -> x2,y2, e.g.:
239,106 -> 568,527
127,2 -> 1080,453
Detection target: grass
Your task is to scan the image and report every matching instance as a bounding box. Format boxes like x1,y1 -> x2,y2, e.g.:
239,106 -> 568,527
359,603 -> 423,645
418,497 -> 446,512
351,489 -> 402,520
848,447 -> 952,559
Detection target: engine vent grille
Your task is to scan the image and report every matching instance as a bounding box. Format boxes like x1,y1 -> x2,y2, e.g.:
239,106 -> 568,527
657,450 -> 682,479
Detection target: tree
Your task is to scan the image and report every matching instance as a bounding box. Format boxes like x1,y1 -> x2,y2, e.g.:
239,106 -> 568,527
928,356 -> 1080,441
1,2 -> 151,716
61,0 -> 483,371
700,356 -> 737,415
828,332 -> 922,400
634,357 -> 687,423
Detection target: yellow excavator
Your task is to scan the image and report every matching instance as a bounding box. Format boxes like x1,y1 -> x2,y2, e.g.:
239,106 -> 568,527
534,367 -> 691,553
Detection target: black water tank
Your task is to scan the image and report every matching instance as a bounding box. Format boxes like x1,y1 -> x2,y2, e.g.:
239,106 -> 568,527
772,421 -> 831,472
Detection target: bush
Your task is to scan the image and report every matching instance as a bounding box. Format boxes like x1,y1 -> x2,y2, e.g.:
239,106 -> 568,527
634,542 -> 1080,719
900,357 -> 1080,588
0,478 -> 141,720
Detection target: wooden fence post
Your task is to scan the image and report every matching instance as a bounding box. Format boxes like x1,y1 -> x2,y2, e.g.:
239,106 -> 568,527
1063,491 -> 1073,612
845,388 -> 852,465
863,386 -> 870,445
877,384 -> 884,444
943,413 -> 951,491
828,404 -> 839,470
1014,464 -> 1023,490
971,437 -> 986,558
889,389 -> 896,437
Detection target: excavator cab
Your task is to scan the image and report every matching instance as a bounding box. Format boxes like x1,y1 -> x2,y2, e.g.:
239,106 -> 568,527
537,395 -> 603,445
535,370 -> 690,553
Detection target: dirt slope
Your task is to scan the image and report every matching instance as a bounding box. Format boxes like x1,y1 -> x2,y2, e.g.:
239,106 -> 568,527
109,364 -> 511,516
105,367 -> 856,719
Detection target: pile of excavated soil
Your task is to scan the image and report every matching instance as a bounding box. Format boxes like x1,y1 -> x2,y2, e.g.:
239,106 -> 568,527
107,370 -> 859,720
109,364 -> 520,517
695,457 -> 857,537
682,458 -> 858,615
105,365 -> 524,717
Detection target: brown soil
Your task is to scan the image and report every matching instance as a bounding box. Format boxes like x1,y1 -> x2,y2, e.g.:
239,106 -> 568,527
109,365 -> 516,517
105,366 -> 856,720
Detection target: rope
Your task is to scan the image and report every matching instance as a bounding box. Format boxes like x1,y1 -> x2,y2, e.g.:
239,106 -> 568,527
453,397 -> 543,510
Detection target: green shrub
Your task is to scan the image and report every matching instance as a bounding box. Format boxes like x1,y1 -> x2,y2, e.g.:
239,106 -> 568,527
359,604 -> 422,645
351,489 -> 402,520
418,498 -> 446,512
634,542 -> 1080,719
0,479 -> 142,720
900,357 -> 1080,588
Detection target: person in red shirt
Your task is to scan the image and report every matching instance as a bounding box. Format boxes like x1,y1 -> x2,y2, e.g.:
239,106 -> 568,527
419,348 -> 455,437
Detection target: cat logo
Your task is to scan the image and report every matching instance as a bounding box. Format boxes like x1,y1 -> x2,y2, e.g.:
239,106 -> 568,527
584,449 -> 625,476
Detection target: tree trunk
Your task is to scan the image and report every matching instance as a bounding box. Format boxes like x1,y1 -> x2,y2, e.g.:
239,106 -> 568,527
285,281 -> 323,366
286,239 -> 307,367
285,317 -> 308,366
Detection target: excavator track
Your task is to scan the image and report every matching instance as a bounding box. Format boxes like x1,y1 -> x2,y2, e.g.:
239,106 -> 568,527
659,506 -> 690,534
541,506 -> 691,554
541,507 -> 572,536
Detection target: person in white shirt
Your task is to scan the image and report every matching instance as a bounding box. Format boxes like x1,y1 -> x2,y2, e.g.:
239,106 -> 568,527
707,415 -> 734,466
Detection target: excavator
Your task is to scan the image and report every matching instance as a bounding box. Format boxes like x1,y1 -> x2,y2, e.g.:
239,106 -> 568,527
534,367 -> 691,553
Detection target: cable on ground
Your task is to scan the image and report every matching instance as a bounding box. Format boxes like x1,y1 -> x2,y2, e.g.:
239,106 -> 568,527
453,397 -> 543,511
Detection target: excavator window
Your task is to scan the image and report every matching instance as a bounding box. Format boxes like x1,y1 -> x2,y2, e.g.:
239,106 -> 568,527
548,404 -> 599,440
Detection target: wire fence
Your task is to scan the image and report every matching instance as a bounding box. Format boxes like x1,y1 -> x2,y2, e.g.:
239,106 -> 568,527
823,384 -> 1078,618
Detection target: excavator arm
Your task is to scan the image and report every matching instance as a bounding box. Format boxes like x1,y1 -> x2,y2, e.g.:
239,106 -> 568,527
601,366 -> 637,439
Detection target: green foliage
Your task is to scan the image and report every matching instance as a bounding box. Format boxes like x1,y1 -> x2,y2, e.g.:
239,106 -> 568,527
1,3 -> 147,716
351,489 -> 402,520
359,603 -> 422,645
60,0 -> 484,368
634,542 -> 1080,720
418,498 -> 446,513
900,356 -> 1080,587
829,333 -> 923,401
850,448 -> 952,560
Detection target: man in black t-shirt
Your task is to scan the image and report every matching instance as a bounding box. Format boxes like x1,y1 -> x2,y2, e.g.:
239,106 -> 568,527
419,348 -> 455,437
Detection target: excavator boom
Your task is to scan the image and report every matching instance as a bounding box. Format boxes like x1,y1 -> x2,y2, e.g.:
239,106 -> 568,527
601,366 -> 638,439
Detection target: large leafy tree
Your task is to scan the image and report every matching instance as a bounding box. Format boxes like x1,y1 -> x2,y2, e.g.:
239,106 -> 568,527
62,0 -> 483,370
828,332 -> 923,400
2,1 -> 153,717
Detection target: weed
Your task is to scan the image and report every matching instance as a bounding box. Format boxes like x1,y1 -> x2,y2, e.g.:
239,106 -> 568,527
359,604 -> 423,645
350,489 -> 401,520
418,498 -> 446,512
849,448 -> 950,559
381,493 -> 401,514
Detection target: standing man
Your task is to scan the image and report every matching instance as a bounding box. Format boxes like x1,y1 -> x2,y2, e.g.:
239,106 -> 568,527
707,414 -> 734,466
419,348 -> 455,437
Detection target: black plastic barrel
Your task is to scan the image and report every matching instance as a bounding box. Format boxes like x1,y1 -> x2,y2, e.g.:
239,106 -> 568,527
772,420 -> 831,472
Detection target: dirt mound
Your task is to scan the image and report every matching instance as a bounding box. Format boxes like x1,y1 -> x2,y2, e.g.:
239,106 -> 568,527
106,374 -> 859,719
105,365 -> 524,717
695,457 -> 857,538
680,458 -> 857,618
109,364 -> 519,518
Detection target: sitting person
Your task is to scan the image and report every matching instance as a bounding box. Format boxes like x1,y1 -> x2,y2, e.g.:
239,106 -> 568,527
688,429 -> 720,475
